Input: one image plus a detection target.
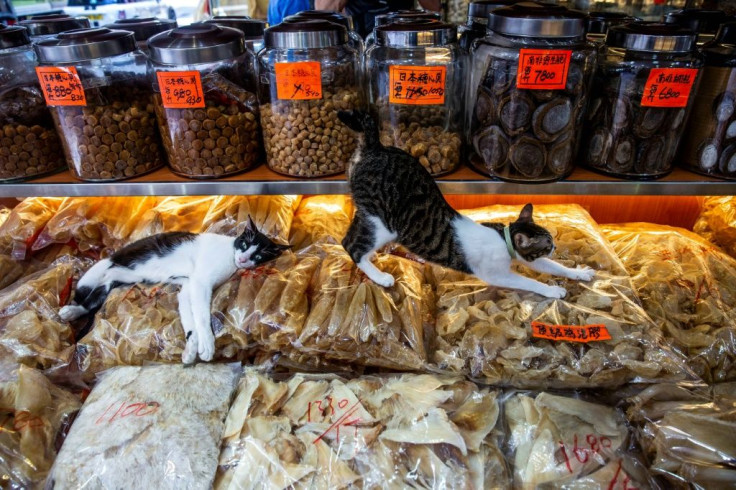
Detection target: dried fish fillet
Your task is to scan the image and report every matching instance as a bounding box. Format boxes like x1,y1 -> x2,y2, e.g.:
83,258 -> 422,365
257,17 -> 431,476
288,195 -> 354,250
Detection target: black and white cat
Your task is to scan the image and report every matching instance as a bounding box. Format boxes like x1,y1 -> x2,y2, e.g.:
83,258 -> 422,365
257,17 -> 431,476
338,110 -> 595,298
59,217 -> 289,364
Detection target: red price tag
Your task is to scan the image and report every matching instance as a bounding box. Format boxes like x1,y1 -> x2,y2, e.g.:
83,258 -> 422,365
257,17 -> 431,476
275,62 -> 322,100
531,321 -> 611,343
156,71 -> 205,109
641,68 -> 698,108
517,49 -> 572,90
35,66 -> 86,106
389,65 -> 446,105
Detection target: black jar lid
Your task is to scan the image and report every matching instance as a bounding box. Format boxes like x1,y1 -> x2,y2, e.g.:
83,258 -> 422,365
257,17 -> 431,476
204,16 -> 267,38
19,14 -> 90,37
376,19 -> 456,46
488,2 -> 587,38
35,27 -> 136,63
606,22 -> 697,53
0,25 -> 31,50
148,23 -> 245,65
286,10 -> 355,31
665,9 -> 731,35
374,10 -> 441,28
586,11 -> 636,35
701,22 -> 736,65
265,19 -> 347,49
467,0 -> 518,23
104,17 -> 177,42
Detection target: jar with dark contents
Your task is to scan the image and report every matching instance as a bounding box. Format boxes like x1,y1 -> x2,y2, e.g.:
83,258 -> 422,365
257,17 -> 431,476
35,27 -> 164,181
366,20 -> 464,176
0,25 -> 66,182
680,22 -> 736,180
581,23 -> 701,180
259,20 -> 363,178
365,10 -> 440,50
19,14 -> 90,42
468,3 -> 595,183
204,16 -> 267,54
284,11 -> 365,57
104,18 -> 177,54
665,9 -> 733,46
149,23 -> 261,179
586,11 -> 637,45
458,0 -> 518,53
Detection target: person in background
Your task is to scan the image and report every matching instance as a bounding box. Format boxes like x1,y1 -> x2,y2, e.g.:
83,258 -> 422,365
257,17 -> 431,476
268,0 -> 310,25
314,0 -> 441,37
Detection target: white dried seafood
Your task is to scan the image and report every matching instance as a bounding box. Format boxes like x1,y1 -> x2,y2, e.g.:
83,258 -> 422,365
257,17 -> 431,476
0,197 -> 63,259
48,364 -> 239,490
430,205 -> 690,388
217,371 -> 508,490
203,195 -> 301,243
288,195 -> 354,249
694,196 -> 736,259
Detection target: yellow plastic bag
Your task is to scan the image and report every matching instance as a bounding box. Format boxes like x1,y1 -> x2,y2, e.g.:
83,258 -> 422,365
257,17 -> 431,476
693,196 -> 736,259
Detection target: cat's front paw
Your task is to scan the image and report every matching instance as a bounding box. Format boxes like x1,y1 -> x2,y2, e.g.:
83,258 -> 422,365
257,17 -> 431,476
59,305 -> 86,322
544,285 -> 567,299
572,266 -> 595,281
371,272 -> 395,288
182,330 -> 198,365
198,330 -> 215,362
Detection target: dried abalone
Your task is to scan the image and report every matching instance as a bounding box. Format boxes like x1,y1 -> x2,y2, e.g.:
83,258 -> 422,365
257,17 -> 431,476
498,93 -> 533,136
532,98 -> 572,142
509,136 -> 546,178
548,135 -> 573,176
633,107 -> 667,138
472,125 -> 509,171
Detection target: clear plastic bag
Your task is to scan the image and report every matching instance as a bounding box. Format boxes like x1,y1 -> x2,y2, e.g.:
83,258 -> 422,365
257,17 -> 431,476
0,206 -> 10,227
0,363 -> 81,488
216,370 -> 509,489
128,196 -> 220,240
602,223 -> 736,383
0,197 -> 64,260
430,204 -> 692,389
288,195 -> 354,250
47,363 -> 240,490
202,195 -> 301,242
693,196 -> 736,259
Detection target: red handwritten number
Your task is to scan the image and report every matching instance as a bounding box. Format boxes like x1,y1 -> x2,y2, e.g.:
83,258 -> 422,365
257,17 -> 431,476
338,399 -> 348,409
559,441 -> 573,473
573,434 -> 589,463
95,401 -> 160,425
560,434 -> 620,475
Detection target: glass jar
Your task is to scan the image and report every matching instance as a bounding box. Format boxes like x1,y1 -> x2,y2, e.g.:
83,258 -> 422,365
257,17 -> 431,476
580,23 -> 701,180
284,11 -> 364,57
204,16 -> 267,54
35,27 -> 165,181
104,18 -> 177,53
680,22 -> 736,180
468,3 -> 595,183
458,0 -> 517,53
19,14 -> 90,42
258,20 -> 363,178
149,24 -> 261,179
0,25 -> 66,182
665,9 -> 732,45
586,11 -> 637,44
365,10 -> 440,50
367,21 -> 463,176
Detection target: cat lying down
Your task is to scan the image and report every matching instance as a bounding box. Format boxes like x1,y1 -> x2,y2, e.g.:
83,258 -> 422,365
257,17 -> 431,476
338,110 -> 595,298
58,217 -> 289,364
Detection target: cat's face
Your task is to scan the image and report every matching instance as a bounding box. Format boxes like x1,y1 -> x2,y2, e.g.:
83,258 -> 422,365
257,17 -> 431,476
511,204 -> 555,262
233,217 -> 290,269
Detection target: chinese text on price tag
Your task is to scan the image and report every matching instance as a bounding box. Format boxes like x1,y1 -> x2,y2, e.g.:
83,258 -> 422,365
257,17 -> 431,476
641,68 -> 698,108
156,71 -> 205,109
389,65 -> 446,105
517,49 -> 572,90
35,66 -> 86,106
275,61 -> 322,100
531,321 -> 611,342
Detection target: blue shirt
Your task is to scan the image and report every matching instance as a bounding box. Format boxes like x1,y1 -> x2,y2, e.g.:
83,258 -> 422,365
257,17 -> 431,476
268,0 -> 310,26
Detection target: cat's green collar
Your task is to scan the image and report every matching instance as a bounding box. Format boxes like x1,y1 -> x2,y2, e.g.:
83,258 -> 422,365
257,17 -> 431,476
503,226 -> 517,259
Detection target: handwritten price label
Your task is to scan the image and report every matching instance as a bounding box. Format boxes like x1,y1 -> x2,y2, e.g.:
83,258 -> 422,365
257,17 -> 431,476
641,68 -> 698,108
95,400 -> 160,425
517,49 -> 572,90
157,71 -> 205,109
306,396 -> 362,446
275,62 -> 322,100
35,66 -> 87,106
389,65 -> 446,105
0,411 -> 45,431
531,321 -> 611,343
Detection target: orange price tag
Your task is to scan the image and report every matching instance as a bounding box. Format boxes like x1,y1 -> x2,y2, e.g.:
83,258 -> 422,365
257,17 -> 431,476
156,71 -> 205,109
517,49 -> 572,90
531,321 -> 611,343
275,61 -> 322,100
35,66 -> 86,106
641,68 -> 698,108
389,65 -> 446,105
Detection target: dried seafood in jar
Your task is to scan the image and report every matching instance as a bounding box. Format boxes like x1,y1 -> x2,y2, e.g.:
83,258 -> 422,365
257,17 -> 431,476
694,196 -> 736,259
216,371 -> 509,489
602,223 -> 736,383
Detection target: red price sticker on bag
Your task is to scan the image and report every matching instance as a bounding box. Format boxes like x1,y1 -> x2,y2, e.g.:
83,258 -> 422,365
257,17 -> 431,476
275,61 -> 322,100
517,49 -> 572,90
641,68 -> 698,107
35,66 -> 86,106
156,71 -> 205,109
389,65 -> 446,105
531,321 -> 611,343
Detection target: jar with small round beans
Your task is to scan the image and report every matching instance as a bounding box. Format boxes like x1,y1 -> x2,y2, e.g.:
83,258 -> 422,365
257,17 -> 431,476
35,27 -> 165,181
104,17 -> 177,54
18,14 -> 90,42
259,20 -> 363,178
149,23 -> 261,179
0,25 -> 66,182
366,20 -> 464,176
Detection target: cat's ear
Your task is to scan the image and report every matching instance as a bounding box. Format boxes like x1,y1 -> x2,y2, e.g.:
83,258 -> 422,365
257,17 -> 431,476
338,110 -> 365,132
240,215 -> 257,241
518,203 -> 534,223
514,232 -> 532,249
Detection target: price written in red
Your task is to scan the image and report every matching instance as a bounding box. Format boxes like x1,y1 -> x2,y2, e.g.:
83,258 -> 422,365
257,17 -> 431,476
157,71 -> 205,109
516,49 -> 572,90
95,400 -> 161,425
35,66 -> 87,106
306,396 -> 363,447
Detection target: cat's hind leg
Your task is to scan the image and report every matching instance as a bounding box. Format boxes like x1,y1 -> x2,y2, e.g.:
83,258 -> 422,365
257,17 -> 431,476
342,213 -> 397,288
178,282 -> 199,365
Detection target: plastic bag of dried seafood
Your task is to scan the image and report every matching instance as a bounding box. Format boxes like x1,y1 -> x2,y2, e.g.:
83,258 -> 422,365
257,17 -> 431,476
625,383 -> 736,489
128,196 -> 219,240
0,205 -> 9,227
602,223 -> 736,383
31,197 -> 158,257
47,363 -> 239,490
203,195 -> 301,243
504,391 -> 651,489
288,195 -> 354,249
0,197 -> 63,260
0,362 -> 81,488
216,370 -> 509,489
693,196 -> 736,259
429,204 -> 692,389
